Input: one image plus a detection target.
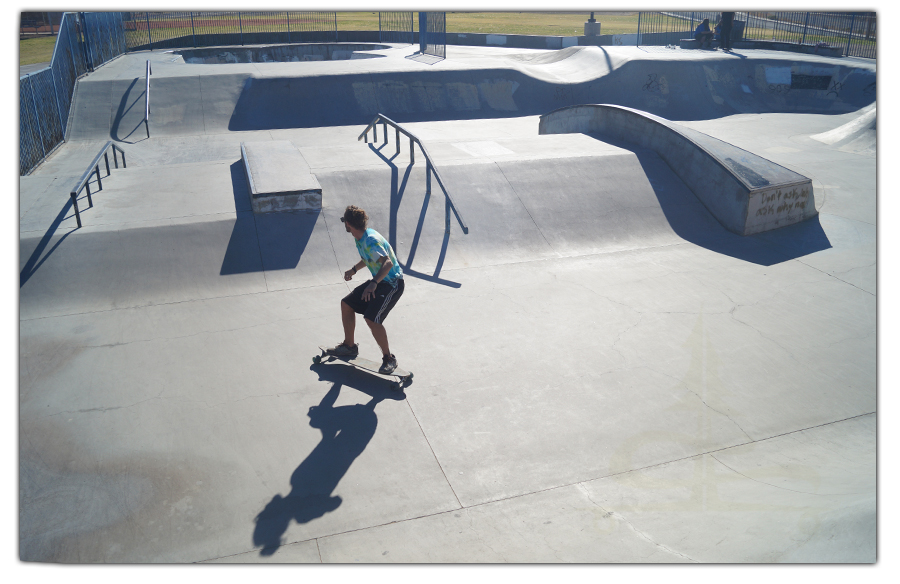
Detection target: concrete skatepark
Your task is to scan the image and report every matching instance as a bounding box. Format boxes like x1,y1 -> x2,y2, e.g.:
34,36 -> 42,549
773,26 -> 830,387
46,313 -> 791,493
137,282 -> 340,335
19,41 -> 876,563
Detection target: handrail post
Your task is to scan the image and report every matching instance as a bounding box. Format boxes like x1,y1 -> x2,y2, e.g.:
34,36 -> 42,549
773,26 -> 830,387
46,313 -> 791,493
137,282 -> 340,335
70,192 -> 82,228
446,198 -> 451,234
410,138 -> 415,164
383,120 -> 388,144
92,164 -> 100,204
426,160 -> 431,195
104,151 -> 110,175
396,127 -> 400,156
144,60 -> 151,138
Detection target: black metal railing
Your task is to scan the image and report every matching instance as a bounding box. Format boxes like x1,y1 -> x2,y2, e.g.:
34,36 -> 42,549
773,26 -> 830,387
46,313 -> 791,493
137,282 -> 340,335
379,11 -> 415,44
639,11 -> 875,58
358,114 -> 468,236
69,141 -> 127,227
123,11 -> 340,50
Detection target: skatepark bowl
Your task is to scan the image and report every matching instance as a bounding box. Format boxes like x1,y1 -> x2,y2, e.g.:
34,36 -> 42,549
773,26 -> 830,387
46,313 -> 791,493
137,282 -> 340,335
19,42 -> 876,564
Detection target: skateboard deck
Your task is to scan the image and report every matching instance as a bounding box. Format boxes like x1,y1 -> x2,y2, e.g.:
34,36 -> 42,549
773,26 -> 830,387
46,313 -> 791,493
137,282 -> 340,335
314,346 -> 413,390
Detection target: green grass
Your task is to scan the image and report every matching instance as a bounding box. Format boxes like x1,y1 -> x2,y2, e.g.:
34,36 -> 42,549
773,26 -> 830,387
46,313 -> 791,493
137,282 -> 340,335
19,36 -> 56,66
447,12 -> 639,36
19,11 -> 643,66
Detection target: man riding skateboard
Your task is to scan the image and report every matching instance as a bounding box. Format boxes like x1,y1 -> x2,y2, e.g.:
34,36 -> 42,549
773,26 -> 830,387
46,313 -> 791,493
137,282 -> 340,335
326,205 -> 404,374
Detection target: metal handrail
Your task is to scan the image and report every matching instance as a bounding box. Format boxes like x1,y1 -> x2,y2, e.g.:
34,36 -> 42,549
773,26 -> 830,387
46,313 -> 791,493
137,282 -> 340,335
144,60 -> 151,138
358,114 -> 468,235
69,141 -> 127,227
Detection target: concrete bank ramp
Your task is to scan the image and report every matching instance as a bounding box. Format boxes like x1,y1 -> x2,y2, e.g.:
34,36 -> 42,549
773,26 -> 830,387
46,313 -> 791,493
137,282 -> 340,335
811,102 -> 876,155
540,104 -> 816,235
66,52 -> 875,141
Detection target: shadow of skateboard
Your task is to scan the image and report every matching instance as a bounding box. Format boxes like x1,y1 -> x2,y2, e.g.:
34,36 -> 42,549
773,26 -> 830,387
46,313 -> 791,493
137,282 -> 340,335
314,346 -> 413,391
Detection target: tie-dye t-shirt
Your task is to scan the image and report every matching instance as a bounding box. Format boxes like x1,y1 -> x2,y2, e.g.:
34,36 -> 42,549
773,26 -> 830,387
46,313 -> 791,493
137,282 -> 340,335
355,228 -> 403,286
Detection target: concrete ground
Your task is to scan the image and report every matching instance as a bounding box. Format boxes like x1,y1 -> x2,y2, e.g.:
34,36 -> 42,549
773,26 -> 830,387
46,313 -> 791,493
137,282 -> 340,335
17,42 -> 879,566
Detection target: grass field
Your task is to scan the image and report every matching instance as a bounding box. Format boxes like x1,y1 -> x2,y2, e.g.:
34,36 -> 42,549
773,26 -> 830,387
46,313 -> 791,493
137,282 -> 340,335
18,11 -> 873,67
19,36 -> 57,66
18,11 -> 640,66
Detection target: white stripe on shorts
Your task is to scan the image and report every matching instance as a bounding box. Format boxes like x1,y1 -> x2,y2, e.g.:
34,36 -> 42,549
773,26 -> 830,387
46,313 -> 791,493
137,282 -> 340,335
374,283 -> 398,324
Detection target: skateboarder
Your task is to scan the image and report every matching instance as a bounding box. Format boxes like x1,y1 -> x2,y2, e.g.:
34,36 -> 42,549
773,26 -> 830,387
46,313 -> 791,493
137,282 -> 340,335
326,205 -> 404,374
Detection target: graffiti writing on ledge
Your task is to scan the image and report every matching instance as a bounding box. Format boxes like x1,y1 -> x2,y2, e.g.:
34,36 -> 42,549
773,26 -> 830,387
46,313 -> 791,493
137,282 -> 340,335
826,80 -> 844,98
642,73 -> 662,92
767,83 -> 791,95
755,188 -> 808,217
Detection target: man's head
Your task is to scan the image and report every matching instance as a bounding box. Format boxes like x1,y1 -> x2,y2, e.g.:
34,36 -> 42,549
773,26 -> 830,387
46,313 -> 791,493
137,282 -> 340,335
341,205 -> 368,233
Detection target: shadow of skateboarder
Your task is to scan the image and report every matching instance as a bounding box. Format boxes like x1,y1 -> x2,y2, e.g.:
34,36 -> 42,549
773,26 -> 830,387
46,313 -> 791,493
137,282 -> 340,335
252,369 -> 403,556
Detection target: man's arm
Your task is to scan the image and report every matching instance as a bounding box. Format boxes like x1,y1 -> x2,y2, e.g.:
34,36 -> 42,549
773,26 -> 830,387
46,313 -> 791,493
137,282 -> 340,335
363,257 -> 392,300
372,256 -> 392,284
344,259 -> 367,282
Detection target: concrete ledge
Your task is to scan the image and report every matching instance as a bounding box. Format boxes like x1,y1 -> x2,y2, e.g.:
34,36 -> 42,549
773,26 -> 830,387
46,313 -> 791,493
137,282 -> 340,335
733,39 -> 844,57
539,104 -> 816,235
241,141 -> 322,213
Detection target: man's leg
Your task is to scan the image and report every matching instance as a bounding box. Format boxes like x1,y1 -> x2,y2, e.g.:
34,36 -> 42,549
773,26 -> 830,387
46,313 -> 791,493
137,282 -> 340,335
341,300 -> 357,346
365,318 -> 391,356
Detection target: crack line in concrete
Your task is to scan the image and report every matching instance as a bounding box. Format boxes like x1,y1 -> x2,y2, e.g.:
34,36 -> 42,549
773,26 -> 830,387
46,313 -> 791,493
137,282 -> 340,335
403,398 -> 463,509
575,483 -> 698,562
195,411 -> 875,563
709,454 -> 868,497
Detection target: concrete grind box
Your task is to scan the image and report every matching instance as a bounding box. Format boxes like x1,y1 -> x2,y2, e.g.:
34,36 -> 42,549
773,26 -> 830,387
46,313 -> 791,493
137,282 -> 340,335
241,141 -> 322,213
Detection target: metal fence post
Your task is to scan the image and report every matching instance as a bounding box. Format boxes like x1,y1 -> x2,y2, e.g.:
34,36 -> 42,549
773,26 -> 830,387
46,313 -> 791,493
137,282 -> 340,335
802,12 -> 810,44
287,11 -> 291,43
28,76 -> 47,159
65,15 -> 79,75
190,12 -> 196,47
419,12 -> 427,52
49,69 -> 64,144
846,13 -> 856,57
239,12 -> 243,45
637,12 -> 642,45
146,12 -> 152,50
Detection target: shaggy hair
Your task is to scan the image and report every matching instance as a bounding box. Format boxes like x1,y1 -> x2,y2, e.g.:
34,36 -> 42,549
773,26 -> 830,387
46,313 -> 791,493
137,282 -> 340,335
343,205 -> 368,230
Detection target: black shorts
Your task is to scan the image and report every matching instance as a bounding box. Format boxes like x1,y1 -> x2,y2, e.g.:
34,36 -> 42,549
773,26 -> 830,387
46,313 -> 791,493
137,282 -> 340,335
342,278 -> 404,324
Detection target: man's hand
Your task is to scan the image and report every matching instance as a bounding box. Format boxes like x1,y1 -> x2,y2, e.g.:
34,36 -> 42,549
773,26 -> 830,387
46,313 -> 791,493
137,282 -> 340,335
362,281 -> 378,301
344,268 -> 355,282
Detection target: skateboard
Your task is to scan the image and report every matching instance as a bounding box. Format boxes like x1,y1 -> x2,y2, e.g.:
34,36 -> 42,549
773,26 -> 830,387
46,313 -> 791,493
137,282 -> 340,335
314,346 -> 413,391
